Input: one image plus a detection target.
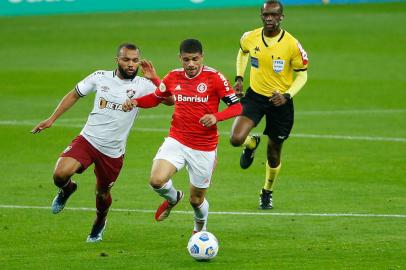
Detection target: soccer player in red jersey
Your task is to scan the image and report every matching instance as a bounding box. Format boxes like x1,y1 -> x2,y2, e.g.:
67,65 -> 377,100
123,39 -> 242,233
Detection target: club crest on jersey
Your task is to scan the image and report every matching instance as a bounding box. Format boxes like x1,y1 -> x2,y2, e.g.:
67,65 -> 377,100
273,59 -> 285,73
159,82 -> 166,92
197,83 -> 207,93
126,89 -> 136,98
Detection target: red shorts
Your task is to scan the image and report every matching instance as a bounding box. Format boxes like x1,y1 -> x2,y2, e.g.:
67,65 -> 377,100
61,135 -> 124,190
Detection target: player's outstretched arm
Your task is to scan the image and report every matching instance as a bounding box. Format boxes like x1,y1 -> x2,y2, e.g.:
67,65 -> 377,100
31,89 -> 80,134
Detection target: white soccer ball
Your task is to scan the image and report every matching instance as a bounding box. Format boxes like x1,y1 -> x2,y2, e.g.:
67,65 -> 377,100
187,231 -> 219,261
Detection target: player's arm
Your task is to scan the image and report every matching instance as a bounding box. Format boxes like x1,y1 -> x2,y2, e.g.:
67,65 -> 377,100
122,87 -> 172,111
199,93 -> 242,127
286,70 -> 308,97
31,89 -> 80,134
269,70 -> 308,107
235,48 -> 249,98
270,40 -> 309,106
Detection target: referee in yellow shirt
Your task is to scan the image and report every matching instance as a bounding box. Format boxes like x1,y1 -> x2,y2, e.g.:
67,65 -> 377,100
230,0 -> 309,209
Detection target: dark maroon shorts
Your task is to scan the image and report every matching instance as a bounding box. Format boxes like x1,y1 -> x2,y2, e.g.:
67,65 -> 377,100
61,135 -> 124,190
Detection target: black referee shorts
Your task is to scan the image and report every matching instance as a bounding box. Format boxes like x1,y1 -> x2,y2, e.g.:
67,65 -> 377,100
241,88 -> 294,143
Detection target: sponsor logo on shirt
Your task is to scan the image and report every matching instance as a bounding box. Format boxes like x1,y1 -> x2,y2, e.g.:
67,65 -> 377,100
175,94 -> 208,103
101,86 -> 109,92
273,59 -> 285,73
197,83 -> 207,93
99,97 -> 124,111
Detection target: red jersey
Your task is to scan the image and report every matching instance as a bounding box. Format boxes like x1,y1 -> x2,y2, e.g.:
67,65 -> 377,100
157,66 -> 238,151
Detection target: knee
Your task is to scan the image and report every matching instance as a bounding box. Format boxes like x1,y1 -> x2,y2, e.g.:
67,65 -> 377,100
149,174 -> 165,189
230,134 -> 245,147
53,167 -> 72,184
189,196 -> 204,208
95,190 -> 109,201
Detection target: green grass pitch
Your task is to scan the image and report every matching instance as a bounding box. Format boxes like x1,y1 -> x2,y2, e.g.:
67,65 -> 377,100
0,3 -> 405,269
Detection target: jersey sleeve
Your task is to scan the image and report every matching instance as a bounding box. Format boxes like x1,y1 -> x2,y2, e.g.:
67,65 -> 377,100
137,78 -> 158,97
75,71 -> 100,97
239,31 -> 251,53
291,41 -> 309,71
213,72 -> 239,106
153,73 -> 174,98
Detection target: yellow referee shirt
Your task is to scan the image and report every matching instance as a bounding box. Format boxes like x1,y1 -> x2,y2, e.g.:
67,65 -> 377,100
240,27 -> 308,97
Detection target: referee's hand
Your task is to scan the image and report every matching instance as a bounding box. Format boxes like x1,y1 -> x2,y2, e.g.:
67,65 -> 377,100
269,91 -> 287,107
234,80 -> 244,98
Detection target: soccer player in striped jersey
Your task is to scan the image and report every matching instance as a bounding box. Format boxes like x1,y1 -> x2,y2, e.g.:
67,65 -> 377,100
123,39 -> 242,233
229,0 -> 309,209
31,43 -> 167,242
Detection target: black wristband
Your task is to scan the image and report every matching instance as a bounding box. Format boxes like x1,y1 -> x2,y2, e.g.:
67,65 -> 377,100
283,93 -> 292,100
235,76 -> 244,82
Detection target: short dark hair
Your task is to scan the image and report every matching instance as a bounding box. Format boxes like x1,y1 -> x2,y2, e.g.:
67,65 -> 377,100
117,43 -> 139,56
179,39 -> 203,54
263,0 -> 284,14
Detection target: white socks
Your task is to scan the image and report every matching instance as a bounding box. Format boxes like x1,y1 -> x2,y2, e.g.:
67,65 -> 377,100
152,179 -> 178,204
193,199 -> 209,232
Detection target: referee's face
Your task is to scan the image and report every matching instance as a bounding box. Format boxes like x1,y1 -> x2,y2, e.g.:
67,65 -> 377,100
179,52 -> 203,78
261,3 -> 283,33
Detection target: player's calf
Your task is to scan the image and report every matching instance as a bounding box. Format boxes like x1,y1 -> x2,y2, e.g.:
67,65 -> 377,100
51,180 -> 77,214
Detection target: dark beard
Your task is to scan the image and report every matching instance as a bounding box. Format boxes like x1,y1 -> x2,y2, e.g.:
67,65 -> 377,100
117,66 -> 138,80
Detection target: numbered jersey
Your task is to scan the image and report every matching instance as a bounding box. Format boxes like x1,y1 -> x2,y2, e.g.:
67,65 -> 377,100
75,70 -> 156,157
159,66 -> 236,151
240,27 -> 309,96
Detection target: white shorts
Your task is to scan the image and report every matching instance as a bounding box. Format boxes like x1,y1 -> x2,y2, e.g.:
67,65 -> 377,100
154,137 -> 217,189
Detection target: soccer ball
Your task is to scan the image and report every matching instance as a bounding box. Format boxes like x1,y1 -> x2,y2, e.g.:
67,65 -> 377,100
187,231 -> 219,261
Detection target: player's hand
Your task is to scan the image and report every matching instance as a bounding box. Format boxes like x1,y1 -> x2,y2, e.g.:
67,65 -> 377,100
199,114 -> 217,128
161,96 -> 175,106
269,91 -> 287,107
140,59 -> 157,80
31,118 -> 53,134
234,80 -> 244,98
122,99 -> 136,112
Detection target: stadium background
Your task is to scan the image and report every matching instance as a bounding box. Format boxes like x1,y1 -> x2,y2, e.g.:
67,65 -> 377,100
0,0 -> 405,269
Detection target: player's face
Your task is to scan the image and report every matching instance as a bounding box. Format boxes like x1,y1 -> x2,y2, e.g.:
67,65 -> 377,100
261,3 -> 283,33
116,48 -> 140,80
180,52 -> 203,78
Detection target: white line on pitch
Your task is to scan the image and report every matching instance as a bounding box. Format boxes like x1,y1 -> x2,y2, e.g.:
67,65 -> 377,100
1,119 -> 405,143
0,204 -> 405,219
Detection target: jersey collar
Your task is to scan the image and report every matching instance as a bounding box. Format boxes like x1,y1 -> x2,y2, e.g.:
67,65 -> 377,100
261,28 -> 285,47
184,65 -> 203,79
113,69 -> 136,83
